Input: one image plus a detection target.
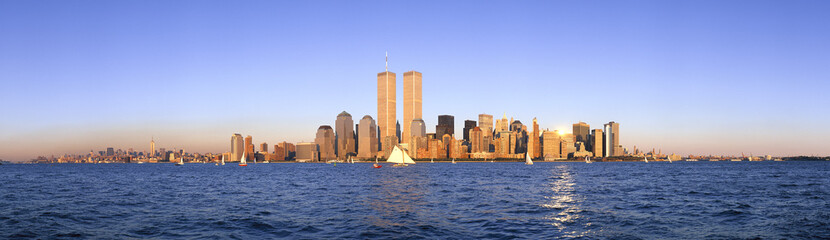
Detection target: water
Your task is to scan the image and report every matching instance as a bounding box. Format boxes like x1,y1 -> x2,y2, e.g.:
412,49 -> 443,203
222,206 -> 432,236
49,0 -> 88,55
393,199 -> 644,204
1,162 -> 828,239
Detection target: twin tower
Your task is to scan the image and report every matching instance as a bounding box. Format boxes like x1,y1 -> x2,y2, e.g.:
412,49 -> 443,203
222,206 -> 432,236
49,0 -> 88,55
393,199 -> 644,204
377,65 -> 422,151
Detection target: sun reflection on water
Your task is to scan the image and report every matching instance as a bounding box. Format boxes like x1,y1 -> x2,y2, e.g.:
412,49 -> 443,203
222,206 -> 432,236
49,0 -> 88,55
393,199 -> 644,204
541,164 -> 591,238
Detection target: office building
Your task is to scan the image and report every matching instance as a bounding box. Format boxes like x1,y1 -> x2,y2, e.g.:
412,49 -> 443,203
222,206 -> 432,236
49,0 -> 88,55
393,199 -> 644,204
245,135 -> 254,162
402,70 -> 422,144
335,111 -> 356,159
531,118 -> 540,158
603,121 -> 621,157
463,120 -> 476,142
377,68 -> 396,142
436,115 -> 454,138
573,122 -> 590,150
295,142 -> 318,162
591,129 -> 603,158
542,130 -> 561,160
260,142 -> 268,153
230,133 -> 244,162
357,115 -> 378,159
315,125 -> 336,161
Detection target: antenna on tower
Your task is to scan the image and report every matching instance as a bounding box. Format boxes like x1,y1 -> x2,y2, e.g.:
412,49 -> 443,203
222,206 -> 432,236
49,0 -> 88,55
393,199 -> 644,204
385,51 -> 388,71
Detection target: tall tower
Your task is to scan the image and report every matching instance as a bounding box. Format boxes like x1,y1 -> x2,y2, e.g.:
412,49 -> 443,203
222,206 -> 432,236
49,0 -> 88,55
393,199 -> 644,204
402,70 -> 422,144
336,111 -> 355,159
603,122 -> 620,157
230,133 -> 244,162
150,137 -> 155,157
573,122 -> 590,148
378,54 -> 397,157
531,118 -> 540,158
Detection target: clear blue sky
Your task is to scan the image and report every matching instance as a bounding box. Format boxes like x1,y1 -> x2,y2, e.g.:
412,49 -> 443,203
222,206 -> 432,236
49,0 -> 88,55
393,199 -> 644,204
2,0 -> 829,161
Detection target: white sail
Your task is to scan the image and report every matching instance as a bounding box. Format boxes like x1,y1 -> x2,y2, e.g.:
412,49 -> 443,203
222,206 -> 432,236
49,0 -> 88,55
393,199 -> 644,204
221,155 -> 225,165
387,146 -> 416,164
179,157 -> 184,165
525,152 -> 533,165
241,153 -> 247,164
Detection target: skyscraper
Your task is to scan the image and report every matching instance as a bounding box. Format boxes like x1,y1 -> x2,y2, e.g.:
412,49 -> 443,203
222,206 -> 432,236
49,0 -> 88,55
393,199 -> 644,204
260,142 -> 268,153
470,127 -> 483,153
315,125 -> 335,161
410,118 -> 426,138
150,137 -> 155,157
402,70 -> 422,144
603,121 -> 621,157
245,135 -> 254,162
573,122 -> 590,150
358,115 -> 378,159
231,133 -> 243,162
478,114 -> 493,152
335,111 -> 356,159
531,118 -> 540,158
436,115 -> 454,138
591,129 -> 603,158
463,120 -> 476,142
542,130 -> 561,160
377,59 -> 397,143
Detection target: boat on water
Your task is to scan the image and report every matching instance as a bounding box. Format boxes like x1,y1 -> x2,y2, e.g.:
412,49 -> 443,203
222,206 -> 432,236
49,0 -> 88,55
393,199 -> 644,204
221,155 -> 225,165
239,153 -> 248,166
387,146 -> 415,167
644,156 -> 649,163
525,153 -> 534,165
175,156 -> 184,166
431,158 -> 434,163
452,158 -> 456,164
585,156 -> 592,163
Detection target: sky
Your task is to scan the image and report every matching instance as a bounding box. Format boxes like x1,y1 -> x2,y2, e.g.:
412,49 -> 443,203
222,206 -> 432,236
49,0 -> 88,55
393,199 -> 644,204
1,0 -> 829,162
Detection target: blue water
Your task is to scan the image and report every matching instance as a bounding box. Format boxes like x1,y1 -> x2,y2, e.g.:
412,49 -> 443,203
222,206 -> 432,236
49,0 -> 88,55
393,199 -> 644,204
1,162 -> 828,239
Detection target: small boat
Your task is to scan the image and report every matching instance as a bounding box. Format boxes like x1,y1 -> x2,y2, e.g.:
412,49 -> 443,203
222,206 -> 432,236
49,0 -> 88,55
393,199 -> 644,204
239,153 -> 248,166
644,156 -> 649,163
668,157 -> 673,163
585,156 -> 592,163
387,145 -> 415,167
175,156 -> 184,166
452,158 -> 456,164
221,155 -> 226,165
373,163 -> 382,168
525,153 -> 533,165
431,158 -> 434,163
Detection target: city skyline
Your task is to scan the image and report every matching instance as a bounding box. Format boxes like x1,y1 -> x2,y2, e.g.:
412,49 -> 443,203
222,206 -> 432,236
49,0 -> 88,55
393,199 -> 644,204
2,1 -> 830,161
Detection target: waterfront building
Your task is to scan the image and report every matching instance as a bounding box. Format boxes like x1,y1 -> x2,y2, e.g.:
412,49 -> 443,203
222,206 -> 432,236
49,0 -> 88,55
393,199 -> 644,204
436,115 -> 454,138
335,111 -> 356,159
573,122 -> 590,150
377,67 -> 396,146
410,118 -> 426,138
357,115 -> 378,159
560,134 -> 576,159
591,129 -> 603,158
531,118 -> 541,159
428,138 -> 445,159
106,147 -> 114,156
470,127 -> 483,153
442,134 -> 454,158
231,133 -> 244,162
150,138 -> 155,157
463,120 -> 476,142
478,114 -> 493,152
295,142 -> 318,162
603,121 -> 621,157
273,145 -> 285,161
402,70 -> 422,144
260,142 -> 268,153
315,125 -> 336,161
542,130 -> 561,160
278,142 -> 295,160
245,135 -> 254,162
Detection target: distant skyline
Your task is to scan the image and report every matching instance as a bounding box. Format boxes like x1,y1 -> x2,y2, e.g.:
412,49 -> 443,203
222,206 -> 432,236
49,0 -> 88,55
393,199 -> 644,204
2,1 -> 830,161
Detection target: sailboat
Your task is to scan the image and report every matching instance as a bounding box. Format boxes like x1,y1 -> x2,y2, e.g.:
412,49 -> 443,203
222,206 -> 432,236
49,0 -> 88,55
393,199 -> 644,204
525,153 -> 534,165
175,156 -> 184,166
221,155 -> 225,165
431,158 -> 434,163
239,153 -> 248,166
585,156 -> 592,163
387,146 -> 415,167
644,156 -> 649,163
452,158 -> 456,164
668,156 -> 673,163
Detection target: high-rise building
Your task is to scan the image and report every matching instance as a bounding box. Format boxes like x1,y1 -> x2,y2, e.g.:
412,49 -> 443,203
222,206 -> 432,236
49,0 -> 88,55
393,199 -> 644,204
591,129 -> 603,158
231,133 -> 244,162
470,127 -> 483,153
106,147 -> 114,156
260,142 -> 268,153
463,120 -> 476,142
377,67 -> 396,144
478,114 -> 493,152
150,138 -> 155,157
278,142 -> 294,160
560,134 -> 576,159
531,118 -> 540,158
244,135 -> 254,161
315,125 -> 336,160
402,70 -> 422,144
358,115 -> 378,159
295,142 -> 318,162
436,115 -> 454,138
335,111 -> 356,159
410,118 -> 426,138
573,122 -> 590,150
603,121 -> 621,157
542,130 -> 561,160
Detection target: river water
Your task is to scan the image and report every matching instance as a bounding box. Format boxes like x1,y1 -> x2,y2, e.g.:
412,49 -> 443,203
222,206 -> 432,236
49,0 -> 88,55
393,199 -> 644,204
1,161 -> 828,239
